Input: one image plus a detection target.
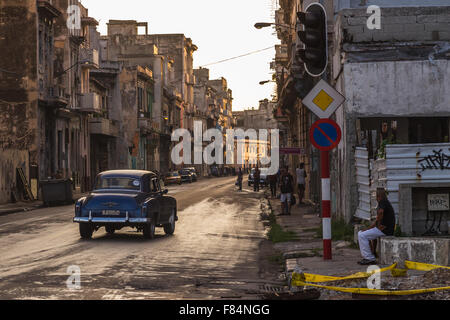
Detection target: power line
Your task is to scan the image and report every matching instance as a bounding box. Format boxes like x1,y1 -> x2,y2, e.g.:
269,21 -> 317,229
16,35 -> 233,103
197,46 -> 274,68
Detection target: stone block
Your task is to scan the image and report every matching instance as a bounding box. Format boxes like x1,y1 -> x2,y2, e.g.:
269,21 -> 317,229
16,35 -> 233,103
424,23 -> 450,32
380,237 -> 450,266
402,24 -> 425,33
416,15 -> 440,23
379,24 -> 405,33
347,16 -> 369,26
382,16 -> 417,25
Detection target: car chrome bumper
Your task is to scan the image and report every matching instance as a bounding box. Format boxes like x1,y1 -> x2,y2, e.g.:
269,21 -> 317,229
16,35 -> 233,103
73,217 -> 150,223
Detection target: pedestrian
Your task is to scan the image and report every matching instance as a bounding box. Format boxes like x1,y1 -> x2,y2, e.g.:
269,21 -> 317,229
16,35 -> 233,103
296,163 -> 307,206
253,166 -> 261,192
279,167 -> 294,215
237,167 -> 243,191
268,173 -> 277,198
357,188 -> 396,265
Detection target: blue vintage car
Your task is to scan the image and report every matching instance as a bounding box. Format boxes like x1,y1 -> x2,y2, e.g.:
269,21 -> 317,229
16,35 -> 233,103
73,170 -> 177,239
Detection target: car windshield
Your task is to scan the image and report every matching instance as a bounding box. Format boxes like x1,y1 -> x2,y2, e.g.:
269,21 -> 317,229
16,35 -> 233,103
94,177 -> 141,191
168,172 -> 179,177
179,170 -> 190,175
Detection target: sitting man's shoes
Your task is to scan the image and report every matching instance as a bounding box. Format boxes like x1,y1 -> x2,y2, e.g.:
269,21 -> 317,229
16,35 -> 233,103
357,259 -> 377,265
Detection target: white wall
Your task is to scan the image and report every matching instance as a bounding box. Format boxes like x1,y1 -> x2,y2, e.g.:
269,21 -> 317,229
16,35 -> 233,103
343,59 -> 450,117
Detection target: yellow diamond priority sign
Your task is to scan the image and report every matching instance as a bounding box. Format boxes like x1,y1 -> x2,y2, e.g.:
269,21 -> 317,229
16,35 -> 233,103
303,80 -> 345,118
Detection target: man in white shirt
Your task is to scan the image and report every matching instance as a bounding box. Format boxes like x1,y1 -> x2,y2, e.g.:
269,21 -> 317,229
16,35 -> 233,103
296,163 -> 306,206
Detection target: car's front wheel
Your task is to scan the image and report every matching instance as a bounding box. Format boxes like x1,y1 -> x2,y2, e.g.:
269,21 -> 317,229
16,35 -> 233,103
143,220 -> 156,239
79,223 -> 93,239
163,209 -> 176,235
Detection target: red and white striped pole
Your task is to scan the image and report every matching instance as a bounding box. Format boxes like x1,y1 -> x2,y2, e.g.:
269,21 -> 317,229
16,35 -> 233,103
321,150 -> 332,260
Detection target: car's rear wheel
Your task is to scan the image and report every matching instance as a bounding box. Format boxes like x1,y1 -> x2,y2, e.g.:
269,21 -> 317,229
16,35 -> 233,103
105,226 -> 115,235
79,223 -> 93,239
143,220 -> 156,239
163,209 -> 176,235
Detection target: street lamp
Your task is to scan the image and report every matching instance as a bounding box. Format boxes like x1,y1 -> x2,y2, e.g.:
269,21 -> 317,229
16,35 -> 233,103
254,22 -> 295,30
259,80 -> 275,85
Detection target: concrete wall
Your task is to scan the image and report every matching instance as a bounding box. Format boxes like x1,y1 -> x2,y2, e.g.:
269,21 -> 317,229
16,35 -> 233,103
336,0 -> 450,11
335,6 -> 450,43
0,150 -> 29,203
343,60 -> 450,117
380,237 -> 449,266
331,4 -> 450,222
399,183 -> 450,236
0,0 -> 39,203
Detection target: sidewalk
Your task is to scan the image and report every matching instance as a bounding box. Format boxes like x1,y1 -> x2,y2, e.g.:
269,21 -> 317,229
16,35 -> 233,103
0,191 -> 87,217
263,191 -> 369,299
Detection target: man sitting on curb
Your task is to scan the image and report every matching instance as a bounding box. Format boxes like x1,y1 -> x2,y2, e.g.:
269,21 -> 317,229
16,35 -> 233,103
357,188 -> 396,265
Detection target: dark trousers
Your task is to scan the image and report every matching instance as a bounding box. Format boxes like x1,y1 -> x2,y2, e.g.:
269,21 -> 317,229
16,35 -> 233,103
238,179 -> 242,190
270,181 -> 277,197
254,179 -> 260,192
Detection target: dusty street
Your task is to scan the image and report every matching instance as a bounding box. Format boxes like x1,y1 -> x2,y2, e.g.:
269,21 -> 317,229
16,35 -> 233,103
0,177 -> 272,300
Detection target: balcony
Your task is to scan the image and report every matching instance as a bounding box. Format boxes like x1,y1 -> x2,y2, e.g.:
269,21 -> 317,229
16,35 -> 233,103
275,44 -> 289,63
44,85 -> 69,108
79,93 -> 101,113
138,116 -> 152,134
89,118 -> 119,137
80,48 -> 99,69
37,1 -> 61,19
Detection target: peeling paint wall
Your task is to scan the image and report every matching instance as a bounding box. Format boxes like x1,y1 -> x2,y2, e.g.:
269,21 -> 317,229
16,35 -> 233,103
0,0 -> 39,204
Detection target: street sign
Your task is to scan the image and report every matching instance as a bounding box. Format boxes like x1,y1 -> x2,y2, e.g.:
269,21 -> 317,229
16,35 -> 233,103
310,119 -> 341,151
302,79 -> 345,118
427,194 -> 449,211
280,147 -> 305,155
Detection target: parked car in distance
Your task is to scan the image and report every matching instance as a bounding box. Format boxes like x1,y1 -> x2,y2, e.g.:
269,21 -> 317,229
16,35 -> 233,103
184,167 -> 198,182
165,171 -> 182,185
248,168 -> 268,186
179,169 -> 193,183
73,170 -> 177,239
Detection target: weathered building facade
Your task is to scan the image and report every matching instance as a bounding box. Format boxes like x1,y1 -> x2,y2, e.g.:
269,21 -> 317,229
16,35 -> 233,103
273,0 -> 450,225
0,5 -> 235,204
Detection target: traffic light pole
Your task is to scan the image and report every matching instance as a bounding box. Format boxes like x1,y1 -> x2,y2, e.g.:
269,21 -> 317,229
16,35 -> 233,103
321,150 -> 332,260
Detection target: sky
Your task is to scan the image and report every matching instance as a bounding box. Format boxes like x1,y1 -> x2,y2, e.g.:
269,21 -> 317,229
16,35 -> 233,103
80,0 -> 280,112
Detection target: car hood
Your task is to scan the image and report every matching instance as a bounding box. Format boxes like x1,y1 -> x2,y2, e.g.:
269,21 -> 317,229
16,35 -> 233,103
84,192 -> 147,210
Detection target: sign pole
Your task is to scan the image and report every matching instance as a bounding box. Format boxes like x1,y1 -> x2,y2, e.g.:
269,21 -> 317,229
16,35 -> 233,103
321,150 -> 332,260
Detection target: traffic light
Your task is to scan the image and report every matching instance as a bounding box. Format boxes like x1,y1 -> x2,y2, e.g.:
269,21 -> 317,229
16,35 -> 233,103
293,68 -> 315,99
296,3 -> 328,77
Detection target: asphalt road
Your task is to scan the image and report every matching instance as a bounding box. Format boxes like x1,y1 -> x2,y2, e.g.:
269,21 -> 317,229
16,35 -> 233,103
0,176 -> 269,300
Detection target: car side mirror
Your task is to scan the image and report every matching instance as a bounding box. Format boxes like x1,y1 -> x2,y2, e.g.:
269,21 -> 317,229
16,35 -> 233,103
163,189 -> 169,195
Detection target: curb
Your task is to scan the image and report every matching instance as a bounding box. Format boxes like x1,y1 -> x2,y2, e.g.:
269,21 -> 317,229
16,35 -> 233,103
0,204 -> 44,217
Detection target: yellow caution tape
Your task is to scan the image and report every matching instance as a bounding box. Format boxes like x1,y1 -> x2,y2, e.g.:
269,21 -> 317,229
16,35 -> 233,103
298,263 -> 398,283
292,280 -> 450,296
405,260 -> 450,271
291,260 -> 450,295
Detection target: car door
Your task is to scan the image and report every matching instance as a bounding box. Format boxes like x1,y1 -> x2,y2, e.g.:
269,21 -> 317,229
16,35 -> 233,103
151,176 -> 166,223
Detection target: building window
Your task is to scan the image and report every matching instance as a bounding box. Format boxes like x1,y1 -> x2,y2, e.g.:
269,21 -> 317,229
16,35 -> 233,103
147,91 -> 153,116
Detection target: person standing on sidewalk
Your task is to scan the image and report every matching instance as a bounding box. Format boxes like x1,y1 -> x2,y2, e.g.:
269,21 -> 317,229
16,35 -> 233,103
296,163 -> 307,206
253,167 -> 261,192
268,173 -> 278,198
237,168 -> 243,191
279,167 -> 294,215
357,188 -> 396,265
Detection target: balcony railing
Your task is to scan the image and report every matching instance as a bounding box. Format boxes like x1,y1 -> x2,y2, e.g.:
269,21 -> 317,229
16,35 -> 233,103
79,93 -> 101,113
89,118 -> 119,137
80,48 -> 99,69
275,44 -> 289,63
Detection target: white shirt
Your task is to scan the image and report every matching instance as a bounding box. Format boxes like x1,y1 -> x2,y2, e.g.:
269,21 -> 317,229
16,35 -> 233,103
296,168 -> 305,185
